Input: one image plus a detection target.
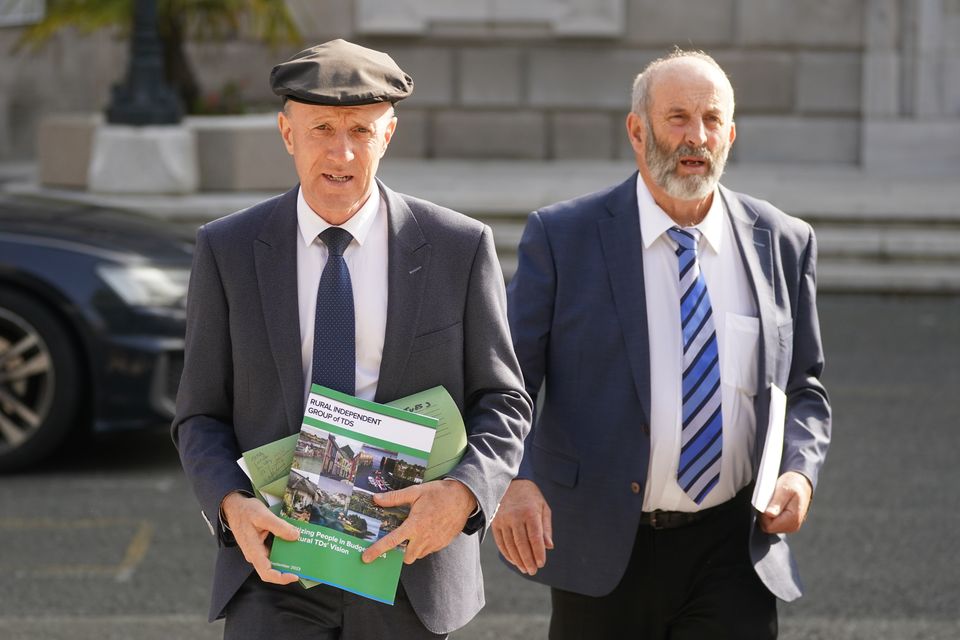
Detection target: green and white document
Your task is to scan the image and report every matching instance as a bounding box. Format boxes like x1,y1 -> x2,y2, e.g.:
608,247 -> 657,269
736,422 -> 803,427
266,385 -> 442,604
238,385 -> 468,592
238,386 -> 467,498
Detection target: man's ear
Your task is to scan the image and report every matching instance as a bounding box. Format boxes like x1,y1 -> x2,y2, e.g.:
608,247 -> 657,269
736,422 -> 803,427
626,112 -> 644,154
380,115 -> 398,157
278,110 -> 295,156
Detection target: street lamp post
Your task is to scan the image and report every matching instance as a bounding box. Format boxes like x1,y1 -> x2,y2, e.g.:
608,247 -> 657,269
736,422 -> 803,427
106,0 -> 182,125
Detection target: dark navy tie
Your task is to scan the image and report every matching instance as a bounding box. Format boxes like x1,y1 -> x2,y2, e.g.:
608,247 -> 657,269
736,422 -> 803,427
667,227 -> 723,504
311,227 -> 355,395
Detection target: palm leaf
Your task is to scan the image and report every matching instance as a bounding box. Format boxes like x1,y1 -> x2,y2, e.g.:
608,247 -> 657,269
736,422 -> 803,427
15,0 -> 132,50
14,0 -> 300,51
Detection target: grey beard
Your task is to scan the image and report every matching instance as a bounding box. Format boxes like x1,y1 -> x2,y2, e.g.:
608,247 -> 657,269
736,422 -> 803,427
645,132 -> 729,201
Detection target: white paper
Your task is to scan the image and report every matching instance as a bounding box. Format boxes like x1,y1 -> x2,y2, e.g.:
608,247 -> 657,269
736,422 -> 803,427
237,457 -> 252,481
261,493 -> 281,507
751,384 -> 787,512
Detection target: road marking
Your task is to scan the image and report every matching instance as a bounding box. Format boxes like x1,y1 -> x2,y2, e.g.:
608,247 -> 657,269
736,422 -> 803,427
116,520 -> 153,582
0,517 -> 153,581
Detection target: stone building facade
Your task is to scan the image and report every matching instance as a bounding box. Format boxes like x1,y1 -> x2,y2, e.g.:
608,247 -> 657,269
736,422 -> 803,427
0,0 -> 957,174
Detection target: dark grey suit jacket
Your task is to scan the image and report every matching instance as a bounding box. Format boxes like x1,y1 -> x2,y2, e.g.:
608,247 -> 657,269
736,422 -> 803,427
172,181 -> 532,633
506,172 -> 831,602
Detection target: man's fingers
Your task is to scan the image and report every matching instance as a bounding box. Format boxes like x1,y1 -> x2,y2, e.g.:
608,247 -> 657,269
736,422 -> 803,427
492,524 -> 518,567
764,483 -> 793,518
235,534 -> 296,585
373,484 -> 420,508
495,524 -> 527,573
257,564 -> 301,585
541,503 -> 554,550
255,513 -> 301,542
491,479 -> 554,574
762,471 -> 813,534
404,538 -> 426,565
362,525 -> 408,563
524,516 -> 548,569
760,508 -> 799,534
225,496 -> 304,582
761,490 -> 801,533
230,495 -> 301,542
511,521 -> 541,575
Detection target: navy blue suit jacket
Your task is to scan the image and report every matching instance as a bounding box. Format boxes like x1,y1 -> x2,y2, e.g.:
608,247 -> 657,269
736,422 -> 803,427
506,173 -> 831,601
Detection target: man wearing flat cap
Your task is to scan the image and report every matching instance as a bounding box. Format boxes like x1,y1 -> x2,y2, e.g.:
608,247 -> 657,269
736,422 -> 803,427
173,39 -> 532,639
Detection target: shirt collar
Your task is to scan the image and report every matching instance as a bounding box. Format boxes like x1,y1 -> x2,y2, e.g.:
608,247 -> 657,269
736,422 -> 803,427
636,175 -> 724,254
297,186 -> 381,248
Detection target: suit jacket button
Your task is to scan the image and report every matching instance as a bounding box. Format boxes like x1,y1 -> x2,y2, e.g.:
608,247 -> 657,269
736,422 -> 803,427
630,482 -> 641,494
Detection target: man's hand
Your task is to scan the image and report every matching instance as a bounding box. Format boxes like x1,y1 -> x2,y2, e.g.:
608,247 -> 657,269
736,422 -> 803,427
220,491 -> 301,584
759,471 -> 813,534
491,479 -> 553,576
360,479 -> 477,565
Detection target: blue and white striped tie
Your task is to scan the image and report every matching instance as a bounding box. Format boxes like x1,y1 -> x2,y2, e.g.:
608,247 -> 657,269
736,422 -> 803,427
667,227 -> 722,505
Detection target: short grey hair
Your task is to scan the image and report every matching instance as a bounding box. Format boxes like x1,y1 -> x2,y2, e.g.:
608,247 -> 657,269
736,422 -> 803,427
630,48 -> 735,118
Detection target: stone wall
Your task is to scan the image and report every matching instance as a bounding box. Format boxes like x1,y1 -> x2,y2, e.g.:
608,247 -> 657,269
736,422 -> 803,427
2,0 -> 958,173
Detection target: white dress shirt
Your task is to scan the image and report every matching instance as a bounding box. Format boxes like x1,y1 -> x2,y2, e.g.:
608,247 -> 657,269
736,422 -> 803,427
297,187 -> 388,406
638,178 -> 760,512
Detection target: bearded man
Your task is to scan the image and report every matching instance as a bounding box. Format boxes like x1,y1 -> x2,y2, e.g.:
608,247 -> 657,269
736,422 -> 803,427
492,49 -> 831,640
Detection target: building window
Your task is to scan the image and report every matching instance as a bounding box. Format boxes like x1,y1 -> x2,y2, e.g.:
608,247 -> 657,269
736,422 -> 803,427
356,0 -> 624,38
0,0 -> 45,27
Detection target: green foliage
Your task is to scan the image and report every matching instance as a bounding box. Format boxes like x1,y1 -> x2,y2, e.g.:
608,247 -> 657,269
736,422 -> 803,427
15,0 -> 131,47
16,0 -> 301,49
13,0 -> 303,114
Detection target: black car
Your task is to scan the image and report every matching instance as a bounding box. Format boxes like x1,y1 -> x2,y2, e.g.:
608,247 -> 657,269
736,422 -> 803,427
0,196 -> 193,471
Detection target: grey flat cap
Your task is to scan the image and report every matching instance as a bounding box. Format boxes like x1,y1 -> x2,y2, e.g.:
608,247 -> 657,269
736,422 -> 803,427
270,39 -> 414,106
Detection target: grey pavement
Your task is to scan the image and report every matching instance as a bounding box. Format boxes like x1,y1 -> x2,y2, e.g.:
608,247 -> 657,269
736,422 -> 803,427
0,294 -> 958,639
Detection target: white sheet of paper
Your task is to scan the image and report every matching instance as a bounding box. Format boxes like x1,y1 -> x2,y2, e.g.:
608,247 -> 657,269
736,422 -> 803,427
237,457 -> 252,481
751,384 -> 787,512
262,492 -> 281,507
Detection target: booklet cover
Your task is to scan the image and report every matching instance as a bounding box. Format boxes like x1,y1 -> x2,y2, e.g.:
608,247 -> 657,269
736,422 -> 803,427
268,384 -> 438,604
238,385 -> 466,590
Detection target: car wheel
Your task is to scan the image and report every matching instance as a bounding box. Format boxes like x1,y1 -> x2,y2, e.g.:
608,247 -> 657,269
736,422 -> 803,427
0,288 -> 81,472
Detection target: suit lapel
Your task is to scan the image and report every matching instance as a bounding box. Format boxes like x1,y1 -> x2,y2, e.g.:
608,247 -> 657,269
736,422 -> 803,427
598,173 -> 651,426
254,187 -> 305,434
374,180 -> 430,404
721,185 -> 777,467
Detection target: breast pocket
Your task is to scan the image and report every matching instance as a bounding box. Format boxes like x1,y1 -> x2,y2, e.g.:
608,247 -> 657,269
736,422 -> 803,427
409,322 -> 463,354
722,313 -> 760,396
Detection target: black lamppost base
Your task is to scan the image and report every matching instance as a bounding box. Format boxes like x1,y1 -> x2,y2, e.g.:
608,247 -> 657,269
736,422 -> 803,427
106,0 -> 183,126
107,82 -> 182,126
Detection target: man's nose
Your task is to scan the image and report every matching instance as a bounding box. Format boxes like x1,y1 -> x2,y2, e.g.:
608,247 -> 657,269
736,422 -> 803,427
326,133 -> 355,163
684,119 -> 707,148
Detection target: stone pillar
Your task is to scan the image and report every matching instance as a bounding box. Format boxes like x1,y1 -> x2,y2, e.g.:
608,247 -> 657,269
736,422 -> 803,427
861,0 -> 960,174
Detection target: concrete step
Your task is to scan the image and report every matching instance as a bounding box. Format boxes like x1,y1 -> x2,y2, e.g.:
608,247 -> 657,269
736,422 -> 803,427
486,220 -> 960,293
489,220 -> 960,261
816,226 -> 960,261
817,261 -> 960,293
6,160 -> 960,293
494,251 -> 960,293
